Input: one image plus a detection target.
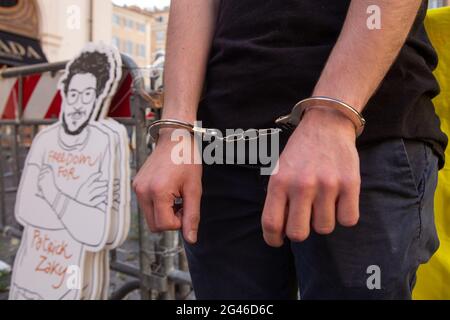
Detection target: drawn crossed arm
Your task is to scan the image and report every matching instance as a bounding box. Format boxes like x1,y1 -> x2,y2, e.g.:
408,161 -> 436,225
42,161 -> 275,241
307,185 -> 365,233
38,166 -> 108,247
15,164 -> 64,230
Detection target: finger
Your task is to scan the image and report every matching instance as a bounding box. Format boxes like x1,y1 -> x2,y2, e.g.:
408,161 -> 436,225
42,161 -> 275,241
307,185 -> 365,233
89,186 -> 108,197
38,167 -> 51,177
337,185 -> 360,228
134,183 -> 158,232
89,195 -> 108,207
89,179 -> 108,190
153,194 -> 182,231
262,183 -> 288,247
89,181 -> 108,191
311,186 -> 337,235
137,196 -> 157,232
286,187 -> 314,242
145,199 -> 158,232
86,172 -> 103,185
39,166 -> 51,173
38,172 -> 51,182
182,183 -> 202,244
38,172 -> 49,180
97,202 -> 107,212
41,165 -> 52,171
90,193 -> 107,202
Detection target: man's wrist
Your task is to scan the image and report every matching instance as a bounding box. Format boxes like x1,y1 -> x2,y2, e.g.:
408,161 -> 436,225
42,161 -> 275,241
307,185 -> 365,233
151,120 -> 197,145
312,87 -> 365,114
301,106 -> 357,139
161,106 -> 197,124
157,127 -> 189,143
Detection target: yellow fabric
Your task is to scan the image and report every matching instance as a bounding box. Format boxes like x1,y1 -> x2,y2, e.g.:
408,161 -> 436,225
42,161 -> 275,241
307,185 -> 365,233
413,7 -> 450,300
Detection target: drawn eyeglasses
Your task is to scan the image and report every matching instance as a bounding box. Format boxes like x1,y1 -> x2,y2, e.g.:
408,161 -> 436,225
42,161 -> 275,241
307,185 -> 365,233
67,88 -> 97,105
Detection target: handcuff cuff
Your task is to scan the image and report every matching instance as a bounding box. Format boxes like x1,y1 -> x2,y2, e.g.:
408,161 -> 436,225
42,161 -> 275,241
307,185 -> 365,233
147,96 -> 366,144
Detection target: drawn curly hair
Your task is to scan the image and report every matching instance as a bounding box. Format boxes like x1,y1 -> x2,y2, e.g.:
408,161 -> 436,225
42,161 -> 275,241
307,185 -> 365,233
62,51 -> 111,97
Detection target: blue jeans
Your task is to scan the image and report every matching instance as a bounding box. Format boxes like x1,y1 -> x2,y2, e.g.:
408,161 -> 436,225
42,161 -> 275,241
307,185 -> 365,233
184,138 -> 440,300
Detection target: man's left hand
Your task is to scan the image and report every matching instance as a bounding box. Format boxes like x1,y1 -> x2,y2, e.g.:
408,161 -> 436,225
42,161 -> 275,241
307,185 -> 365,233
262,107 -> 361,246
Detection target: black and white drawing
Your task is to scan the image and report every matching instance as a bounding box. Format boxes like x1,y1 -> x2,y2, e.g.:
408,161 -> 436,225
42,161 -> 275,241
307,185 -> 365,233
9,43 -> 130,300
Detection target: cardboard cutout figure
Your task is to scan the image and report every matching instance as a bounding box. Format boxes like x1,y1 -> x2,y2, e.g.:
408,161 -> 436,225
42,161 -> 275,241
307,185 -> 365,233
9,43 -> 129,300
100,119 -> 131,250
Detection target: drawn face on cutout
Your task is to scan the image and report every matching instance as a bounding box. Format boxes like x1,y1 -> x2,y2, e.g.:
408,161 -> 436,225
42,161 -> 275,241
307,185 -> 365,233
62,73 -> 97,135
59,46 -> 121,135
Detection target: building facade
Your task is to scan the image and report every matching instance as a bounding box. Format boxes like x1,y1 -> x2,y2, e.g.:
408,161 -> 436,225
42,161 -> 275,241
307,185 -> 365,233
38,0 -> 112,62
3,1 -> 450,68
1,0 -> 169,69
112,5 -> 153,67
0,0 -> 113,65
112,5 -> 169,67
150,7 -> 169,61
0,0 -> 48,66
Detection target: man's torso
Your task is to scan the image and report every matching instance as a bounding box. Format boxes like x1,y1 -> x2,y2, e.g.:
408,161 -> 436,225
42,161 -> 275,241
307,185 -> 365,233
198,0 -> 447,166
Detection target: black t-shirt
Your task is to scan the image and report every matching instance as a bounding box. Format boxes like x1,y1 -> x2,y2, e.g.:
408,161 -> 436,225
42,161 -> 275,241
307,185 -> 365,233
198,0 -> 448,167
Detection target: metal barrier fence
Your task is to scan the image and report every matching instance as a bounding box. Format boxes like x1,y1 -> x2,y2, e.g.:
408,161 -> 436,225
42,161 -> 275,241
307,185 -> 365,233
0,54 -> 192,300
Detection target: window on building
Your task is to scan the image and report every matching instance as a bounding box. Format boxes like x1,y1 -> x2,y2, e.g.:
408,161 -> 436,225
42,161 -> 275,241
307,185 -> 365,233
156,31 -> 166,42
113,14 -> 121,25
126,41 -> 133,54
112,37 -> 121,50
126,19 -> 134,28
155,16 -> 164,23
139,45 -> 146,58
137,23 -> 146,32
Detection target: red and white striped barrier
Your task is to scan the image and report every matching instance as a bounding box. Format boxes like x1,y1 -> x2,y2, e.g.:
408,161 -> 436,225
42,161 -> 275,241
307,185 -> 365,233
0,71 -> 135,121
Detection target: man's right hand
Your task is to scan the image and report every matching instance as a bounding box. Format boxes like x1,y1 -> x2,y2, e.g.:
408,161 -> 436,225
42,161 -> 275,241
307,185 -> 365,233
135,0 -> 219,244
133,130 -> 203,244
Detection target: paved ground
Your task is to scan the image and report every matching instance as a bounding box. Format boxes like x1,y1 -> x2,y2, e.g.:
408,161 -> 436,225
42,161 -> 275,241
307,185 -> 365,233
0,234 -> 17,300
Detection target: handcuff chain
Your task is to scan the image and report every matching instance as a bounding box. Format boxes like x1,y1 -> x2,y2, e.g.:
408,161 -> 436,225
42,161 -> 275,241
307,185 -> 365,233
148,96 -> 365,144
201,128 -> 282,143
